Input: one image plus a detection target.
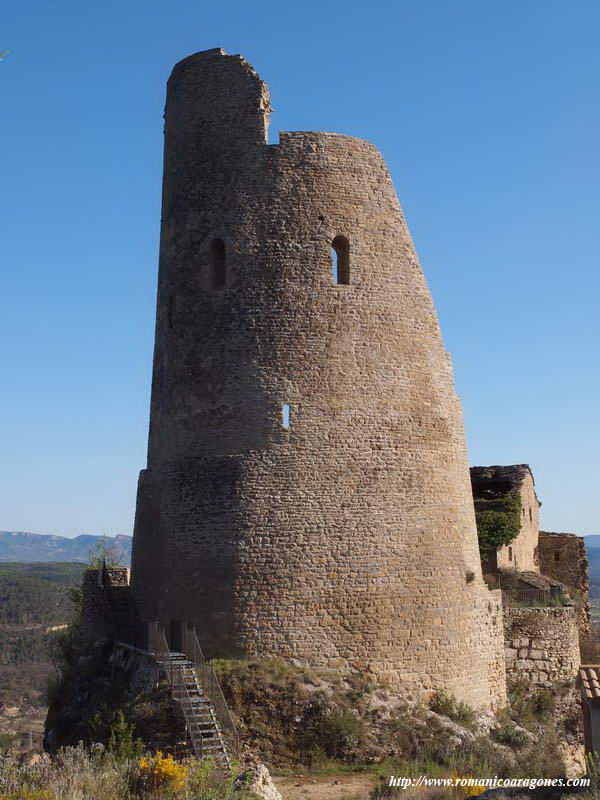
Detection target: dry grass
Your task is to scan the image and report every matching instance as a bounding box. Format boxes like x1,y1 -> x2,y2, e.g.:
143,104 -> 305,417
0,743 -> 255,800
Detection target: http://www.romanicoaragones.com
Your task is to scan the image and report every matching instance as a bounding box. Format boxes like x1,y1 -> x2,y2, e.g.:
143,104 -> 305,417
388,775 -> 591,791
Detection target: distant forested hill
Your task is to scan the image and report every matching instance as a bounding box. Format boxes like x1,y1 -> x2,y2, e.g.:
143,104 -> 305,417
0,531 -> 131,564
0,562 -> 85,626
586,548 -> 600,600
0,562 -> 86,706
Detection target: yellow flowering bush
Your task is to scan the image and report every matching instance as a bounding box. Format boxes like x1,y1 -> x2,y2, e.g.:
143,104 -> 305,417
0,793 -> 56,800
137,751 -> 188,794
460,782 -> 487,797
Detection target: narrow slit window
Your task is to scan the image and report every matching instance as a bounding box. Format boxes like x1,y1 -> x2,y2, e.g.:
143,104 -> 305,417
554,550 -> 561,562
209,238 -> 226,289
281,403 -> 290,429
331,235 -> 350,285
529,508 -> 532,521
508,546 -> 513,562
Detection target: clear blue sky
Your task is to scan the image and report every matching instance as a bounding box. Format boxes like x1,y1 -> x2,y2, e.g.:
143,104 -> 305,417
2,0 -> 598,538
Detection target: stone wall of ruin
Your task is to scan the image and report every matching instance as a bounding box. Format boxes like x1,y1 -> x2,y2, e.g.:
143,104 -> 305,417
82,569 -> 112,641
131,48 -> 506,709
497,472 -> 540,572
504,606 -> 580,686
539,531 -> 592,637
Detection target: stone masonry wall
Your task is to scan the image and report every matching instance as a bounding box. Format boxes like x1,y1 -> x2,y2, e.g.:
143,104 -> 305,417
497,471 -> 540,572
539,531 -> 592,637
479,589 -> 507,701
82,568 -> 133,643
504,607 -> 580,686
82,569 -> 112,641
131,48 -> 506,709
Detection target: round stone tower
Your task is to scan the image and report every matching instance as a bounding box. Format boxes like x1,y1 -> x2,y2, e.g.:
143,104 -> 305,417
131,48 -> 506,709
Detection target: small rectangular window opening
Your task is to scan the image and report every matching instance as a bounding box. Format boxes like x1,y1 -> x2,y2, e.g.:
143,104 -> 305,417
554,550 -> 561,562
529,508 -> 532,521
331,248 -> 339,283
281,403 -> 290,429
331,236 -> 350,285
508,546 -> 513,562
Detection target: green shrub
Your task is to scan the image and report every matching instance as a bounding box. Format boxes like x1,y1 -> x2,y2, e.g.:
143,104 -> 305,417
0,733 -> 18,754
345,672 -> 374,703
429,691 -> 475,728
514,726 -> 564,779
297,709 -> 364,763
531,687 -> 555,717
490,720 -> 528,749
508,680 -> 555,726
475,493 -> 522,560
107,711 -> 143,762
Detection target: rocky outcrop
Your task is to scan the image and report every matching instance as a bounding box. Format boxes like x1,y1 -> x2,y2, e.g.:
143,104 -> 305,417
44,636 -> 186,754
235,762 -> 283,800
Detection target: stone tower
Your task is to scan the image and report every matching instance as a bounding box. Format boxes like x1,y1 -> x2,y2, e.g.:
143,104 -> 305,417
131,48 -> 506,709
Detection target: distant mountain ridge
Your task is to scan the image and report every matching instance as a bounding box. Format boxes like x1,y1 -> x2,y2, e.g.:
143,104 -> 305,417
0,531 -> 132,564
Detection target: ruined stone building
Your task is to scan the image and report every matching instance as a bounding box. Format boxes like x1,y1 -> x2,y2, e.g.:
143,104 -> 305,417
130,48 -> 507,710
470,465 -> 591,619
471,464 -> 588,686
470,464 -> 541,573
539,531 -> 593,637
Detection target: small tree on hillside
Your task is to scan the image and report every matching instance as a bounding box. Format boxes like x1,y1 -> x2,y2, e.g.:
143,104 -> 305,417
87,536 -> 125,570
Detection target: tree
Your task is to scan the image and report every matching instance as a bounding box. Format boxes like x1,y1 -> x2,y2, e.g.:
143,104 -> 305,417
87,536 -> 125,570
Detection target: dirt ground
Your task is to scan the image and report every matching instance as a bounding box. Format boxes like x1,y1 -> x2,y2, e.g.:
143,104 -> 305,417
273,773 -> 377,800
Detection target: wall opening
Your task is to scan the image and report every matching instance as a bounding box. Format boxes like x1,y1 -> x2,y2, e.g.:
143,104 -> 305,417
209,238 -> 226,289
281,403 -> 290,429
529,508 -> 532,521
508,546 -> 513,562
331,236 -> 350,285
554,550 -> 561,562
169,619 -> 183,651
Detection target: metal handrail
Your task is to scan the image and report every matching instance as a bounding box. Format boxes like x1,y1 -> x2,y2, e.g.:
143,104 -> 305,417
154,628 -> 207,759
183,625 -> 240,758
145,620 -> 239,761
